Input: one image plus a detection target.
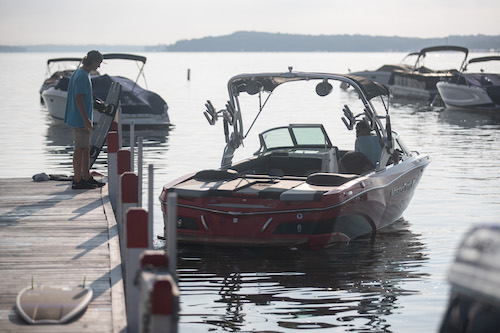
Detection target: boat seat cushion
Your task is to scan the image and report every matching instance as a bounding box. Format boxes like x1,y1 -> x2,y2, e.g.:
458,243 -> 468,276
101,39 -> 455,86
306,173 -> 358,186
194,169 -> 238,182
269,156 -> 323,176
339,151 -> 374,175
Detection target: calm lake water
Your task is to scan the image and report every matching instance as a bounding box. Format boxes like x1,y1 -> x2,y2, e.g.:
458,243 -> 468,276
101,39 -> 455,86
1,51 -> 500,332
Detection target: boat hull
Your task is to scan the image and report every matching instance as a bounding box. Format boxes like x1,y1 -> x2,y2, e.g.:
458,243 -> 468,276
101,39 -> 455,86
436,81 -> 499,109
389,72 -> 451,102
160,155 -> 430,249
42,87 -> 170,127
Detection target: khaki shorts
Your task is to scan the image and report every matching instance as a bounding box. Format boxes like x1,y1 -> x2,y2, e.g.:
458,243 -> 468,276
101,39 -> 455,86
72,127 -> 91,149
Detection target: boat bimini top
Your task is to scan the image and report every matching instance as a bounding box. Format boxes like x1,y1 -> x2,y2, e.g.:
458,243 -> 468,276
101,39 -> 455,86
413,45 -> 469,72
203,67 -> 395,169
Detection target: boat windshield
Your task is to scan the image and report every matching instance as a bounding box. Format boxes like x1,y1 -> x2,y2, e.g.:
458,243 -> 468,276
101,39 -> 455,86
260,125 -> 331,151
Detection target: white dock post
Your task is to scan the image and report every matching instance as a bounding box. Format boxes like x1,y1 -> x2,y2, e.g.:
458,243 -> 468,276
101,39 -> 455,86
130,120 -> 135,172
137,137 -> 143,208
116,150 -> 131,234
107,131 -> 119,213
148,164 -> 154,249
117,107 -> 123,149
125,207 -> 150,333
167,192 -> 177,280
120,172 -> 139,261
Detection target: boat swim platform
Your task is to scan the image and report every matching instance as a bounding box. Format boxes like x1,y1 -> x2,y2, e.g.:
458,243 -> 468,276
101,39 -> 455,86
0,178 -> 126,332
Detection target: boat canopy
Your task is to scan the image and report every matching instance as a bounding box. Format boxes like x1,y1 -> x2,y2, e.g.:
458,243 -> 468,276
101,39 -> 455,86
47,54 -> 147,65
103,53 -> 147,63
414,45 -> 469,71
229,72 -> 389,101
47,57 -> 82,65
461,56 -> 500,74
467,56 -> 500,65
419,45 -> 469,56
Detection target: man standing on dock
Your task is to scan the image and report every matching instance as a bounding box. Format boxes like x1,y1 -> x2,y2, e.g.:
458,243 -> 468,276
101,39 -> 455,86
64,50 -> 105,189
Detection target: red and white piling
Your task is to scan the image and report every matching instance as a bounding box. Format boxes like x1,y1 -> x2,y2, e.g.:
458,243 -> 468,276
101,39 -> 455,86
105,115 -> 179,332
125,207 -> 151,333
119,171 -> 138,257
107,128 -> 119,212
116,149 -> 131,232
137,250 -> 179,333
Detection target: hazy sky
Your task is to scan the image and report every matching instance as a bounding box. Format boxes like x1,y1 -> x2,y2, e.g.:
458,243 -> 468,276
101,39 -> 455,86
1,0 -> 499,45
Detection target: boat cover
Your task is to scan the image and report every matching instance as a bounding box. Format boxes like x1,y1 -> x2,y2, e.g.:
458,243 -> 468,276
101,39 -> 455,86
52,74 -> 166,115
461,73 -> 500,87
92,75 -> 166,115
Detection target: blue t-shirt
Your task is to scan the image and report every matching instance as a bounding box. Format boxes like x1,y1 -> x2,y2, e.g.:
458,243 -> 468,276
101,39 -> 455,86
355,135 -> 382,166
64,68 -> 93,128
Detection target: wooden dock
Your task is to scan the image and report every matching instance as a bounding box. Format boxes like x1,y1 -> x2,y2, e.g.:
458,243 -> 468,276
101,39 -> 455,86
0,178 -> 126,332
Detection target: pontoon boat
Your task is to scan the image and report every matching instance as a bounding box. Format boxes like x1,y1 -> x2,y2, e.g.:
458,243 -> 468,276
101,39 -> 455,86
388,45 -> 469,103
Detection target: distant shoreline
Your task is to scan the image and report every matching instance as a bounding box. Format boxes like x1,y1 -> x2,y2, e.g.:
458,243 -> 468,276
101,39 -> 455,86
2,31 -> 499,53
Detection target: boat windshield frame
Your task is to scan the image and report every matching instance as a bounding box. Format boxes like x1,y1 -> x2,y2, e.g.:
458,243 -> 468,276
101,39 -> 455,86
257,124 -> 334,153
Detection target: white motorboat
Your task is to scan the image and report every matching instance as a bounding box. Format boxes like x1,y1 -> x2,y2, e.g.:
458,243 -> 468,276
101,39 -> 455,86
41,53 -> 170,128
39,57 -> 81,104
436,56 -> 500,110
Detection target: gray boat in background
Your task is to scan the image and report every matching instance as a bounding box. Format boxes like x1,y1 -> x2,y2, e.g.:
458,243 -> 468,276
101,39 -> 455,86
439,224 -> 500,332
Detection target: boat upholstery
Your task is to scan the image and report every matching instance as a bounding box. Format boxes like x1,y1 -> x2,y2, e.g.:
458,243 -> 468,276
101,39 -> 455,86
306,173 -> 358,186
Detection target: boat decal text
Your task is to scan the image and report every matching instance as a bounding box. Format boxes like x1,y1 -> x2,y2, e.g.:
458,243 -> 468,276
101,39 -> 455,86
390,179 -> 417,197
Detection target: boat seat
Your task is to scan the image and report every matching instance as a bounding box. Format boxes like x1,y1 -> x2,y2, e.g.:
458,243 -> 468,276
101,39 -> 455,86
306,173 -> 358,186
338,152 -> 374,175
268,156 -> 323,177
194,169 -> 238,182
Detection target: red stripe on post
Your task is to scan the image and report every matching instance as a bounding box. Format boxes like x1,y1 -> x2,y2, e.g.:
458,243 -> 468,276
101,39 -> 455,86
140,250 -> 169,269
121,172 -> 138,203
117,150 -> 131,175
107,131 -> 119,154
151,276 -> 176,315
110,122 -> 118,132
126,208 -> 148,248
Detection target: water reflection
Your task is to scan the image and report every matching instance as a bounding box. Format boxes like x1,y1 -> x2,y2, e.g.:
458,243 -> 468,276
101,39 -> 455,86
176,219 -> 428,332
390,97 -> 442,114
120,126 -> 172,146
439,107 -> 500,128
45,120 -> 73,148
44,118 -> 171,170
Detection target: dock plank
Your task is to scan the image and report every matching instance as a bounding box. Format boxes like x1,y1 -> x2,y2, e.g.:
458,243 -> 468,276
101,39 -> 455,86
0,178 -> 126,333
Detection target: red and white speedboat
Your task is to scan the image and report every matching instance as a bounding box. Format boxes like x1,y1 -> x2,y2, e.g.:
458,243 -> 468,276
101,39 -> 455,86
159,69 -> 430,249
